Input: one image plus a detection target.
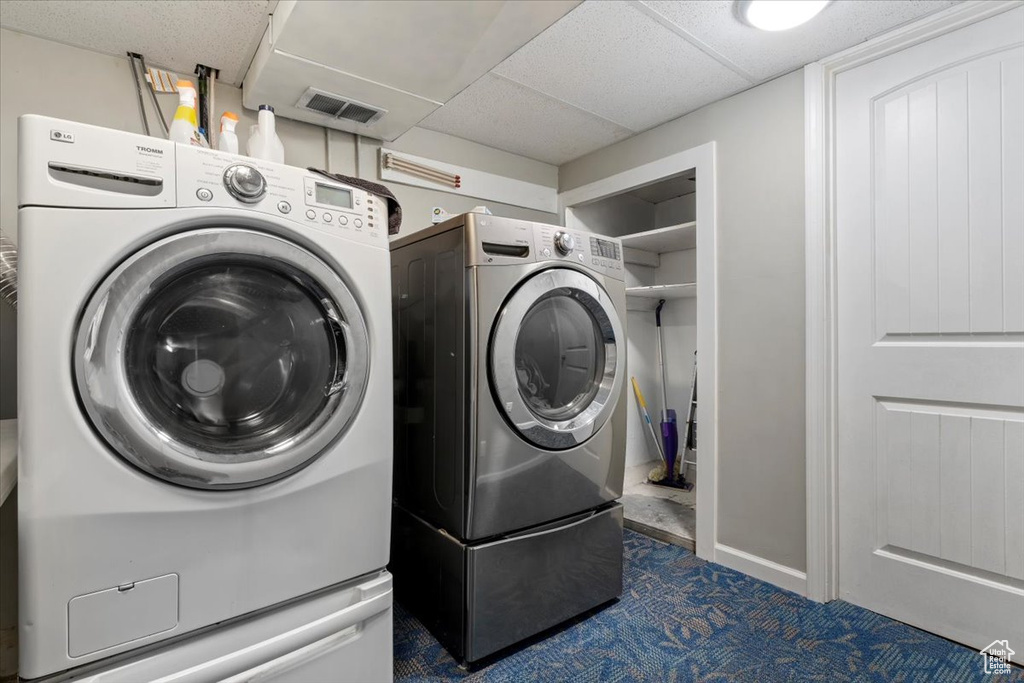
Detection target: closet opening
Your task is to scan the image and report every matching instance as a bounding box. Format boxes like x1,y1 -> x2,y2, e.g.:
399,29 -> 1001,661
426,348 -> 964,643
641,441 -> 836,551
560,142 -> 715,559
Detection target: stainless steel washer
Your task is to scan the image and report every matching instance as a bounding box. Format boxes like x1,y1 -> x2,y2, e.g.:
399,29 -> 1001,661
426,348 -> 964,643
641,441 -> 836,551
389,213 -> 627,663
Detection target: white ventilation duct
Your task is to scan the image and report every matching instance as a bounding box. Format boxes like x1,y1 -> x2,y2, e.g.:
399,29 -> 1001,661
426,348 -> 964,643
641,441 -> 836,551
295,88 -> 386,125
241,0 -> 580,141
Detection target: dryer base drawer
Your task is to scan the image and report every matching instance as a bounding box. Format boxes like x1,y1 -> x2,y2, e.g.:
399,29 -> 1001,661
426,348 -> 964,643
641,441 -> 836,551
391,502 -> 623,663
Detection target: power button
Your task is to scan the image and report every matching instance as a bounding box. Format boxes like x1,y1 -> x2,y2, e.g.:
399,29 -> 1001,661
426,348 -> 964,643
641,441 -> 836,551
196,188 -> 213,202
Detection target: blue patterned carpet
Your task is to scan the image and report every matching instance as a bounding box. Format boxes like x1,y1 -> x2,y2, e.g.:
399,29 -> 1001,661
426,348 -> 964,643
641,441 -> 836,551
394,529 -> 1021,682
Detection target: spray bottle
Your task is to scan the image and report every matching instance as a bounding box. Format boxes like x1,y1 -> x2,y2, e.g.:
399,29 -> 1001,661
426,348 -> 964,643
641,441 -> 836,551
217,112 -> 239,154
247,105 -> 284,163
169,80 -> 203,146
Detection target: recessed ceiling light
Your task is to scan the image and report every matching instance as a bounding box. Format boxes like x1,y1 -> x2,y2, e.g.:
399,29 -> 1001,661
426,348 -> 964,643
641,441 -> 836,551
736,0 -> 831,31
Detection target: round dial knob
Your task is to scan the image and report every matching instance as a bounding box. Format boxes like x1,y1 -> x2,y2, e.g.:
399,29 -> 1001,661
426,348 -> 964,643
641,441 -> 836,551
223,164 -> 267,203
554,231 -> 576,255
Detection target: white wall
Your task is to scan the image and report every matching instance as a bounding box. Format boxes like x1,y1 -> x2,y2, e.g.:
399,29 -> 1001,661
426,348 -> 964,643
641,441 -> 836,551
560,71 -> 806,573
655,193 -> 695,227
353,130 -> 559,233
571,193 -> 655,237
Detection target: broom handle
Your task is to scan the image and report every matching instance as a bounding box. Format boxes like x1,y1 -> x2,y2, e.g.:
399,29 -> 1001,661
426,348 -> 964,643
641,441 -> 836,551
656,299 -> 668,413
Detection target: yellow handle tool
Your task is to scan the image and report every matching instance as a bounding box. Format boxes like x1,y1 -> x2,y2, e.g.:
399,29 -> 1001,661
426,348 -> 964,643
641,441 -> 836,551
631,376 -> 665,462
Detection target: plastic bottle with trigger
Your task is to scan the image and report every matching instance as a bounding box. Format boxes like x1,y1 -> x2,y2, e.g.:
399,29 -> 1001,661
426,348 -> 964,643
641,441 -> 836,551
168,80 -> 203,146
217,112 -> 239,154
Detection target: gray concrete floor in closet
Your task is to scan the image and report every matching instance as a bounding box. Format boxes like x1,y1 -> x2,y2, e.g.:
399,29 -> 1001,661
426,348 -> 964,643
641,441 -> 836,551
621,461 -> 696,551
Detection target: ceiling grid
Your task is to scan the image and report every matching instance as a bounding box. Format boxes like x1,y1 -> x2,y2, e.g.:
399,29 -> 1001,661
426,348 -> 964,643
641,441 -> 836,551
1,0 -> 963,165
629,0 -> 758,82
420,0 -> 961,164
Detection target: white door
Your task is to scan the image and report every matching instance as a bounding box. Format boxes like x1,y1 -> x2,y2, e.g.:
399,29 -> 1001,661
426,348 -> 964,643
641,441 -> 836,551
837,7 -> 1024,655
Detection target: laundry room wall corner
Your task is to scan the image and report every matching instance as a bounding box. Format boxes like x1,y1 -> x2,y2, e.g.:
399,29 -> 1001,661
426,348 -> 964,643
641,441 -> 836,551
0,27 -> 561,418
0,28 -> 330,241
0,28 -> 562,248
559,71 -> 808,585
329,127 -> 560,236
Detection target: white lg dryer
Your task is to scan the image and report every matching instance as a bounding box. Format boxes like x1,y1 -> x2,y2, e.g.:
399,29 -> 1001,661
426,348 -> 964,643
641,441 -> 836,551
16,116 -> 393,681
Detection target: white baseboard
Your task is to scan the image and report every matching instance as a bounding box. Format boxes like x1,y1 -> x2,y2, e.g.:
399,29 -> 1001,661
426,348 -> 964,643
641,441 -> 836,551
714,543 -> 808,596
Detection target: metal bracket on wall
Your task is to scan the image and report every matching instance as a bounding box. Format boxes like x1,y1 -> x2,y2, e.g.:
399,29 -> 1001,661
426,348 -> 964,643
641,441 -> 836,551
126,52 -> 170,138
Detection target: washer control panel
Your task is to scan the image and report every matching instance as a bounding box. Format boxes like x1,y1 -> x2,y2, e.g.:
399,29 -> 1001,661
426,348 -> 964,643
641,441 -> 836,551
176,145 -> 385,248
222,164 -> 267,203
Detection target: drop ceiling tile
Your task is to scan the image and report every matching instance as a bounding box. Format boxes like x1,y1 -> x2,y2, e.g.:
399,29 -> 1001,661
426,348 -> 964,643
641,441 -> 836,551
418,73 -> 634,166
0,0 -> 271,85
492,0 -> 751,132
643,0 -> 961,82
273,0 -> 580,103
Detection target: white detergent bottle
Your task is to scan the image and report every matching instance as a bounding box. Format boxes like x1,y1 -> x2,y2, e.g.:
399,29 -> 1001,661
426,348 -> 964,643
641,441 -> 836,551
217,112 -> 239,154
247,104 -> 284,163
247,123 -> 262,159
168,80 -> 201,145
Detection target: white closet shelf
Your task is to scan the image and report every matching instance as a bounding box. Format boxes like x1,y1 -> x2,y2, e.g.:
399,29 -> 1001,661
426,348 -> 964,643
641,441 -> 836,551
625,283 -> 696,300
619,221 -> 696,254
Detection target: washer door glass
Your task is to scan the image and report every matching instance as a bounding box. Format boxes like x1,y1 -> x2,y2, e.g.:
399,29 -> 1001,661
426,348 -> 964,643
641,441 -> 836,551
490,268 -> 623,450
127,260 -> 337,455
76,229 -> 370,489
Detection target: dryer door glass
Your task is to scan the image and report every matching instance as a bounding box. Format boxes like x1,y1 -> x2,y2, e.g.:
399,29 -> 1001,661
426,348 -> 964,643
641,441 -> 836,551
490,268 -> 624,450
75,229 -> 370,490
514,295 -> 605,421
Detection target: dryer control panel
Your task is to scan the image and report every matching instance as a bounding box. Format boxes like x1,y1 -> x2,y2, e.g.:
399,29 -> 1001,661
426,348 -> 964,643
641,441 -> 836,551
176,146 -> 386,248
533,224 -> 623,280
463,213 -> 623,281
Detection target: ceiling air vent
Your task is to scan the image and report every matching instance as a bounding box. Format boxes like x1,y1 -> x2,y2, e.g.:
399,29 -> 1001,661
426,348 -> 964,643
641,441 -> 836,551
296,88 -> 386,125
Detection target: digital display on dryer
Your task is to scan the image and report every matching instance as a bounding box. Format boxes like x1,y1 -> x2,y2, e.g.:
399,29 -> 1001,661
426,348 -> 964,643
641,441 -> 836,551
590,237 -> 620,260
315,184 -> 353,209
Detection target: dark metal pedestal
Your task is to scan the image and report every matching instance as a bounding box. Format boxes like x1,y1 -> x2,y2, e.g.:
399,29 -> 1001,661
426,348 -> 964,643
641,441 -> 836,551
390,502 -> 624,664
